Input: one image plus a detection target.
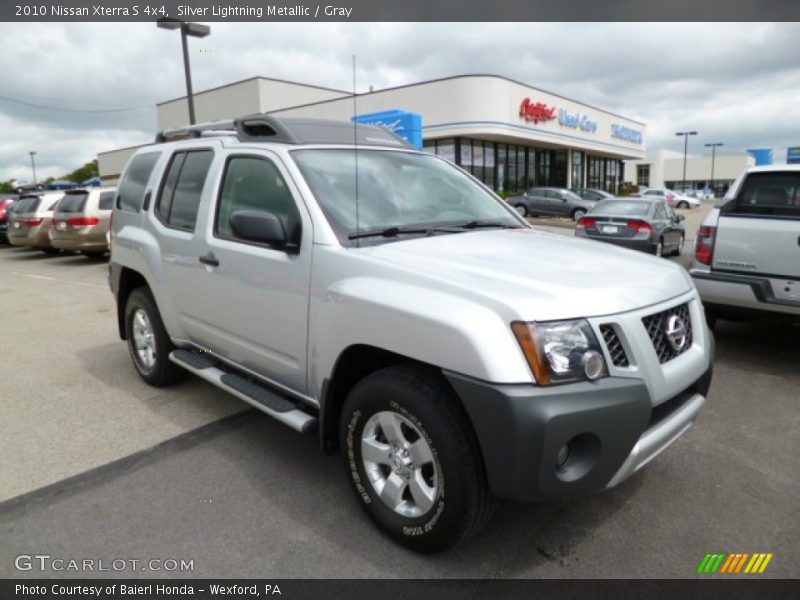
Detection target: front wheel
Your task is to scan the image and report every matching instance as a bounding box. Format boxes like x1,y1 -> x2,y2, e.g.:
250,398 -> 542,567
654,238 -> 664,257
340,365 -> 492,553
514,204 -> 528,217
671,234 -> 685,256
677,201 -> 689,209
571,208 -> 586,221
124,287 -> 184,387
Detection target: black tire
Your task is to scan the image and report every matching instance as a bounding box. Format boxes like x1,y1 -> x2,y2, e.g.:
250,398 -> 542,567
677,201 -> 689,209
514,203 -> 528,217
124,287 -> 184,387
340,365 -> 493,553
571,208 -> 587,222
654,238 -> 664,257
41,247 -> 60,255
704,308 -> 717,331
81,251 -> 107,259
670,234 -> 685,257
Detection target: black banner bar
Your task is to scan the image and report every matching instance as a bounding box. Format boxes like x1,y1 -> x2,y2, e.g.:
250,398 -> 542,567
3,579 -> 800,600
3,0 -> 800,22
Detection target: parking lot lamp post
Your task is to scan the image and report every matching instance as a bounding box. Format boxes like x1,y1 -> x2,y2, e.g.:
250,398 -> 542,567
675,131 -> 697,192
705,142 -> 723,196
157,19 -> 210,126
29,151 -> 37,184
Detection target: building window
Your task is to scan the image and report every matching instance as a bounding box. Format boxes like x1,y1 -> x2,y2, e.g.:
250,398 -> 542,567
437,139 -> 455,164
497,144 -> 507,192
553,150 -> 568,188
536,150 -> 551,188
571,151 -> 584,189
636,164 -> 650,188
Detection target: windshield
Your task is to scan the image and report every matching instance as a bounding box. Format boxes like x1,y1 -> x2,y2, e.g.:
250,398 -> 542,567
292,149 -> 521,244
589,200 -> 651,217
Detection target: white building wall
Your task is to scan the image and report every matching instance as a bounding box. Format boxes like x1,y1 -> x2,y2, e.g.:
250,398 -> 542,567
273,75 -> 646,159
157,78 -> 346,130
97,146 -> 142,183
625,149 -> 754,188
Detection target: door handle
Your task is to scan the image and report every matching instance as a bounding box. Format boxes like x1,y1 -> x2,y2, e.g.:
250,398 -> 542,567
199,252 -> 219,267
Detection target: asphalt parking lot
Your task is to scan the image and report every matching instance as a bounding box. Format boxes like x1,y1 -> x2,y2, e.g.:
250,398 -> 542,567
1,214 -> 798,578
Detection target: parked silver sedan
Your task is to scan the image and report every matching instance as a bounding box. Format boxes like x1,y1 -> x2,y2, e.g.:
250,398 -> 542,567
507,187 -> 595,221
575,198 -> 685,257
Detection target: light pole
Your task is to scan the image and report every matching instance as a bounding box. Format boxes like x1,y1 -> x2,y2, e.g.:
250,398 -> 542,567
157,19 -> 210,125
675,131 -> 697,192
705,142 -> 723,197
29,151 -> 37,184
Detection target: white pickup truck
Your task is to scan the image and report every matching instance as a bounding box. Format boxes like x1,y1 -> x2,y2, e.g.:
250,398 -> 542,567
690,164 -> 800,325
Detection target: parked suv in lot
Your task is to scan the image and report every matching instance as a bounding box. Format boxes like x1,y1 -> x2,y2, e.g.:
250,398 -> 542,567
50,187 -> 116,257
110,116 -> 713,552
691,165 -> 800,326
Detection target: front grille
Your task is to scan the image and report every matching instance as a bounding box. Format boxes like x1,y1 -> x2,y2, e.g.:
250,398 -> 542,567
642,302 -> 693,364
600,324 -> 629,367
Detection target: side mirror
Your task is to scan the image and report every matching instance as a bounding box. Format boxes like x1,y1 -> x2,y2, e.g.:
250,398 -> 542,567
230,210 -> 287,248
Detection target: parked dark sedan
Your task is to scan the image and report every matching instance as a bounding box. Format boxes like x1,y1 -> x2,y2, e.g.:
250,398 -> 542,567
574,198 -> 685,257
507,187 -> 595,221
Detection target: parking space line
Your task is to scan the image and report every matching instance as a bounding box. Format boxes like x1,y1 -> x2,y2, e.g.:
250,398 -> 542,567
12,272 -> 108,289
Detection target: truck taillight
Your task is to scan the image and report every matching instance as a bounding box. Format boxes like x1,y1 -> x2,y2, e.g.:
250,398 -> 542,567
695,226 -> 716,265
67,217 -> 100,227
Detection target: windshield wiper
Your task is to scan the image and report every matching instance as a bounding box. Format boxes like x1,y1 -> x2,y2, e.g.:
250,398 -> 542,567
348,226 -> 460,241
453,220 -> 519,230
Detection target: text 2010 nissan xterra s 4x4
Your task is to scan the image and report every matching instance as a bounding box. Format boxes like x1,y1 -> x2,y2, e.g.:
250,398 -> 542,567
109,116 -> 713,552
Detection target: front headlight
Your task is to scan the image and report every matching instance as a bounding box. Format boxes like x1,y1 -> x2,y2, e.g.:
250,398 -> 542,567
511,319 -> 607,385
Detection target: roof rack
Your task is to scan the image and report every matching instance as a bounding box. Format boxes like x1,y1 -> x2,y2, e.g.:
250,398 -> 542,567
155,115 -> 412,149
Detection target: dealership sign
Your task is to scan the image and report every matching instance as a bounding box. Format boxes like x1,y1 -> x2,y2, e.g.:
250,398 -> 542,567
611,124 -> 643,144
519,98 -> 556,124
787,147 -> 800,164
352,109 -> 423,149
558,108 -> 597,133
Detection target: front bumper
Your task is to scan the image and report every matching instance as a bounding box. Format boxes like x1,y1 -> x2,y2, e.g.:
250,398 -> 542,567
445,363 -> 712,501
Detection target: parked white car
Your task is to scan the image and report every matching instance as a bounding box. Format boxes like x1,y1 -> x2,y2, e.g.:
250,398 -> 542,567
641,188 -> 701,209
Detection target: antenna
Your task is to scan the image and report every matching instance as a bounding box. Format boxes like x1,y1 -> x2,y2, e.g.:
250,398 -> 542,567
352,54 -> 360,246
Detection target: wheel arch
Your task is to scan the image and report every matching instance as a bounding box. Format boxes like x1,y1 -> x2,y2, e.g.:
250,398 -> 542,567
115,267 -> 151,340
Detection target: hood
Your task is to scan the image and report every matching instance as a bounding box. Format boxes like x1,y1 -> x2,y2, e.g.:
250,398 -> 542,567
356,228 -> 691,321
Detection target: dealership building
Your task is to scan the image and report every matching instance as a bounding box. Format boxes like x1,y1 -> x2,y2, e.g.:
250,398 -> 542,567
98,74 -> 647,193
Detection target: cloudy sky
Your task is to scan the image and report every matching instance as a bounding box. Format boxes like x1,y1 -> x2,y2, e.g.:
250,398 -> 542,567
1,22 -> 798,182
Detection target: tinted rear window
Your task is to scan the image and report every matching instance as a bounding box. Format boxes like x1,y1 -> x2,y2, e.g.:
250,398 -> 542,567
12,197 -> 40,213
118,152 -> 160,212
725,172 -> 800,218
57,193 -> 88,213
98,192 -> 115,210
590,200 -> 650,217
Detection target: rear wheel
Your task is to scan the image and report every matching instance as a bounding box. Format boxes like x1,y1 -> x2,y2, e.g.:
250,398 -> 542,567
571,208 -> 587,221
81,251 -> 106,259
340,365 -> 492,553
41,248 -> 59,255
677,201 -> 689,209
671,234 -> 685,256
654,238 -> 664,257
124,287 -> 183,387
514,204 -> 528,217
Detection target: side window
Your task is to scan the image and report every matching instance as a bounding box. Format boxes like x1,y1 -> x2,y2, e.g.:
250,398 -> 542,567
664,204 -> 676,219
98,192 -> 115,210
117,152 -> 160,212
654,203 -> 668,219
215,156 -> 301,247
156,150 -> 213,231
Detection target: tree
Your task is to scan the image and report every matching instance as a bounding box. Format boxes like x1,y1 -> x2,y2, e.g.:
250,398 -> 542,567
64,160 -> 99,184
0,181 -> 12,194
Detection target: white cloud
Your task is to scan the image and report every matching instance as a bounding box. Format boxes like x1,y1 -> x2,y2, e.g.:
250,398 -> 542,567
1,21 -> 798,181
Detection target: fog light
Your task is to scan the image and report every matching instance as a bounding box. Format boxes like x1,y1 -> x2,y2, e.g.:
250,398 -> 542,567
582,350 -> 605,380
556,443 -> 571,470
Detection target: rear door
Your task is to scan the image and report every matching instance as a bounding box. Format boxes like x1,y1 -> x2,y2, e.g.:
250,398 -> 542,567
714,171 -> 800,295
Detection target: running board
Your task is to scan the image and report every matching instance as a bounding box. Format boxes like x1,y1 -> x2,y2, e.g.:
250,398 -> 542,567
169,349 -> 317,434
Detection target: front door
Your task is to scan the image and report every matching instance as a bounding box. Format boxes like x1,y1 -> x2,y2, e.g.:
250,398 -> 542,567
188,150 -> 313,393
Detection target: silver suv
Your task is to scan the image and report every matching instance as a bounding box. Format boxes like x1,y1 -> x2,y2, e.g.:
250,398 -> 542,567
691,165 -> 800,325
110,116 -> 714,552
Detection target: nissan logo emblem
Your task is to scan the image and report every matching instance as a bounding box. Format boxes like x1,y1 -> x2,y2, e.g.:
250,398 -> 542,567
665,315 -> 688,351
